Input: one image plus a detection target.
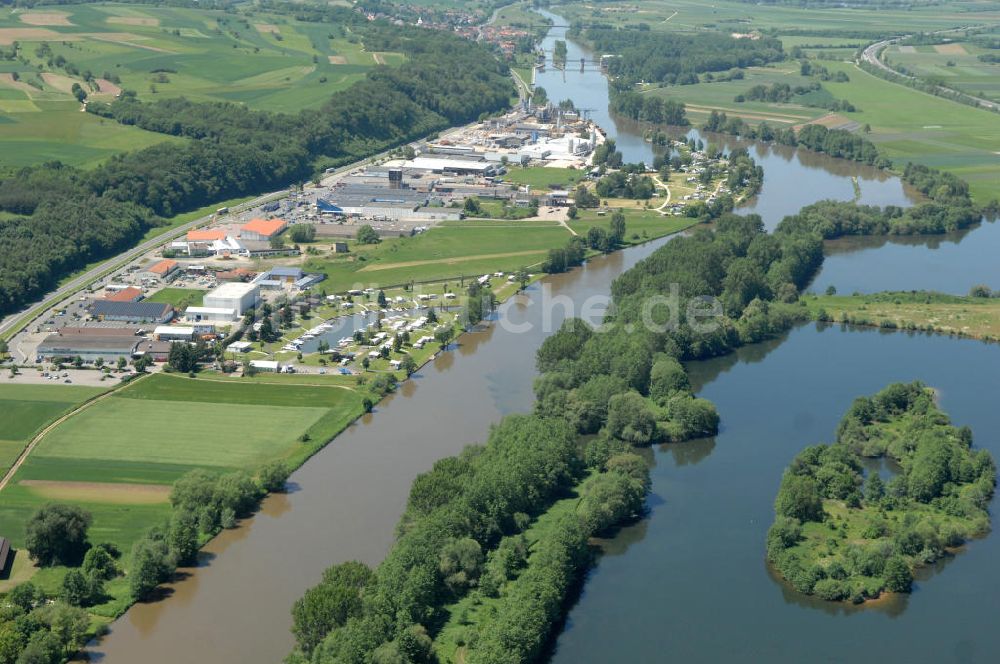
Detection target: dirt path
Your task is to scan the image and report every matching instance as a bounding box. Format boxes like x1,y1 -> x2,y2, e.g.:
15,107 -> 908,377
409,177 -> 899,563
652,175 -> 672,213
0,376 -> 145,492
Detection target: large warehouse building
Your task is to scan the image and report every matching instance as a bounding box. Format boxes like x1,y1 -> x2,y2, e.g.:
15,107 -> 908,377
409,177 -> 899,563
88,301 -> 174,324
203,282 -> 260,317
37,333 -> 140,363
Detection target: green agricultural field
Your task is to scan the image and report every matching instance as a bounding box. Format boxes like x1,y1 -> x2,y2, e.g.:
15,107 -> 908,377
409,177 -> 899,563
0,383 -> 105,476
884,42 -> 1000,104
0,373 -> 366,557
820,60 -> 1000,202
0,2 -> 396,168
33,397 -> 328,470
557,0 -> 1000,35
145,287 -> 205,309
642,60 -> 826,126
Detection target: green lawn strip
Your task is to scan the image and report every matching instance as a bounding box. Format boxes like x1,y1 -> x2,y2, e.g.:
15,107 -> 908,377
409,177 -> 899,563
144,287 -> 206,309
432,472 -> 594,662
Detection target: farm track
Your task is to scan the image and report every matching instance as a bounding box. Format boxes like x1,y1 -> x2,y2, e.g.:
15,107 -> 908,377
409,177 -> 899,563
0,374 -> 147,492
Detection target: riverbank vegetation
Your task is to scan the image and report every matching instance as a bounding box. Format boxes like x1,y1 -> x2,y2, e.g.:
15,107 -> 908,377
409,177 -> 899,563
0,12 -> 513,318
767,382 -> 995,603
803,290 -> 1000,343
287,414 -> 650,663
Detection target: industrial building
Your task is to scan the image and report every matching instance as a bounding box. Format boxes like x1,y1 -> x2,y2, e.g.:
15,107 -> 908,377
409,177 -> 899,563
154,326 -> 196,342
138,259 -> 179,283
240,218 -> 288,242
184,306 -> 237,323
187,229 -> 226,242
268,267 -> 304,284
103,287 -> 144,303
400,156 -> 498,176
203,282 -> 260,317
88,300 -> 174,324
37,333 -> 140,363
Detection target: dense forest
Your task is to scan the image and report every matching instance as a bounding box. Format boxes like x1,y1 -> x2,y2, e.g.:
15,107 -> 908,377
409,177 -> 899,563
0,18 -> 512,317
768,382 -> 995,602
579,26 -> 784,86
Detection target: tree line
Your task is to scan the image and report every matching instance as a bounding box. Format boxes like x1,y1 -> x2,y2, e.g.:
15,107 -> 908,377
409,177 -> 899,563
580,25 -> 785,86
0,18 -> 513,317
702,110 -> 890,167
768,382 -> 995,603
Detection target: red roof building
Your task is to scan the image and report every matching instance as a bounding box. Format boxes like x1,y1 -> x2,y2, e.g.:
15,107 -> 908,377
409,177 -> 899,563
240,218 -> 288,241
104,287 -> 144,303
187,229 -> 226,242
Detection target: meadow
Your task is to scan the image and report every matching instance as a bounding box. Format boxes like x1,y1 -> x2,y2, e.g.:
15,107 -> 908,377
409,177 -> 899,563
501,165 -> 586,190
820,60 -> 1000,202
803,291 -> 1000,341
0,2 -> 395,168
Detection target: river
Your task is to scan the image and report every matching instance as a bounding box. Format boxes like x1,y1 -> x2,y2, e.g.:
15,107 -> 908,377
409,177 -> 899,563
90,12 -> 1000,663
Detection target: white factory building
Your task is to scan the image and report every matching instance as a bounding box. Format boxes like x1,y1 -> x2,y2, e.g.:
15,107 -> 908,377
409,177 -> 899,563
202,282 -> 260,317
184,306 -> 238,323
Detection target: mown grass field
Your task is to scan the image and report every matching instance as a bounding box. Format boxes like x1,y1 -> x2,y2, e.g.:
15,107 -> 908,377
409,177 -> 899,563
820,60 -> 1000,202
0,373 -> 367,575
0,383 -> 105,477
0,2 -> 395,168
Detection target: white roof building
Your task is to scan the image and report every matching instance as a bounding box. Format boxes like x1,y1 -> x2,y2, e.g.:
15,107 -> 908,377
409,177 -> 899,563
203,282 -> 260,317
184,306 -> 237,322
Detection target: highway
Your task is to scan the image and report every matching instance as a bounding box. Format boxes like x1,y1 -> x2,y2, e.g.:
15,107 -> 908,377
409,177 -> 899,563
859,26 -> 999,113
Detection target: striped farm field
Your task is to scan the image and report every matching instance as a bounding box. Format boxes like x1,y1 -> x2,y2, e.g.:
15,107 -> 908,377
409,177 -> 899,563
0,373 -> 366,565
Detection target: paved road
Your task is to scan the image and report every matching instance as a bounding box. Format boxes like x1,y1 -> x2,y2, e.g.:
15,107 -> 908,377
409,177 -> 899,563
859,26 -> 1000,113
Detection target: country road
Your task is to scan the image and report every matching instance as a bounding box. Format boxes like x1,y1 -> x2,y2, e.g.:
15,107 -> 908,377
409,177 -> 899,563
859,26 -> 1000,113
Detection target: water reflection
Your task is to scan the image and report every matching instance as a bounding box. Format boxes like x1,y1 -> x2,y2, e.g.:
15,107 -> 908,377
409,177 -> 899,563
810,219 -> 1000,295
